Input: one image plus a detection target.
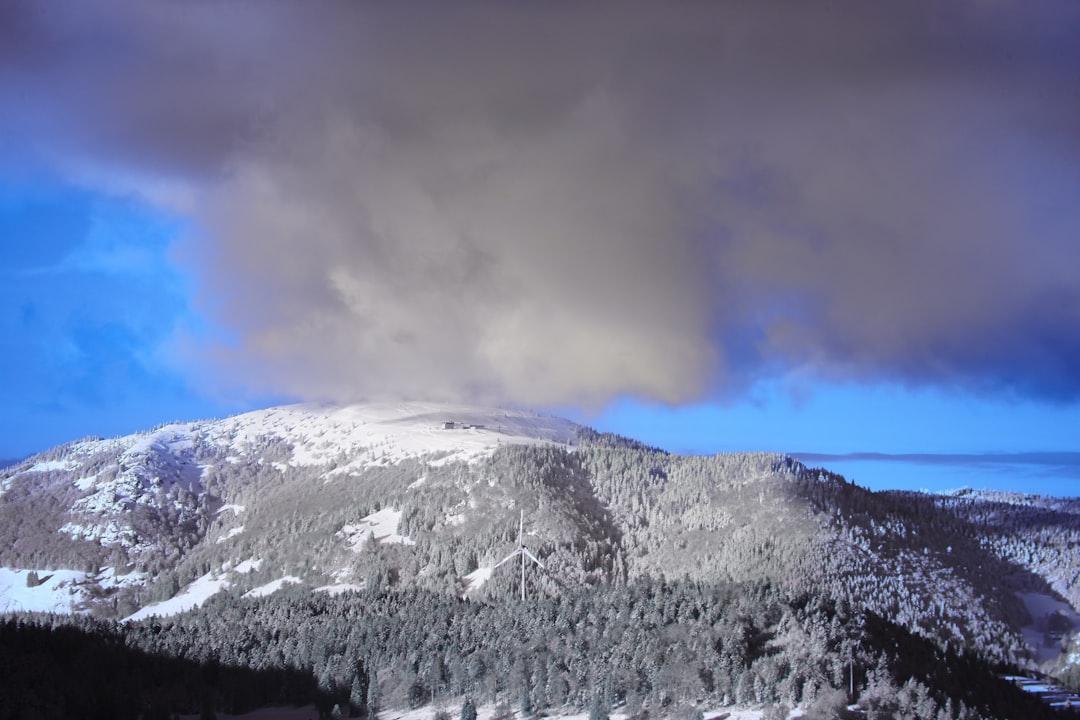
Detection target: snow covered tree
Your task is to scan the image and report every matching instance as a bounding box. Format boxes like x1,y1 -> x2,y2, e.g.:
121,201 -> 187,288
460,697 -> 477,720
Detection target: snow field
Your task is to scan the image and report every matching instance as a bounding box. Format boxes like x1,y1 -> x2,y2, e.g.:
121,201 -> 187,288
340,508 -> 416,550
0,569 -> 85,613
216,402 -> 578,470
176,702 -> 799,720
2,402 -> 578,619
243,577 -> 301,599
0,566 -> 144,614
125,572 -> 230,621
461,567 -> 493,594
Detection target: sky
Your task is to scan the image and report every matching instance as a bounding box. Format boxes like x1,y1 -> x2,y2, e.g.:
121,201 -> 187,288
1,0 -> 1079,494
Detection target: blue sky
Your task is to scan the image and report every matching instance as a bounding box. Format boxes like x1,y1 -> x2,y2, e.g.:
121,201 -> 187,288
0,180 -> 261,456
2,1 -> 1079,495
576,391 -> 1080,495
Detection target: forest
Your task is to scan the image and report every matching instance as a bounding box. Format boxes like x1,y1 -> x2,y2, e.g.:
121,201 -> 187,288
4,413 -> 1080,718
2,578 -> 1068,720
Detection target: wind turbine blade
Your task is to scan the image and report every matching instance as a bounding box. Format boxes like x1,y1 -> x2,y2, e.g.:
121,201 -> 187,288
494,549 -> 521,568
522,547 -> 545,569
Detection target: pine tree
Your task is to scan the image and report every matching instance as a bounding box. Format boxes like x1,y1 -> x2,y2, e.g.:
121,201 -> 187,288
520,681 -> 532,717
460,697 -> 477,720
350,673 -> 367,718
367,666 -> 380,718
588,693 -> 608,720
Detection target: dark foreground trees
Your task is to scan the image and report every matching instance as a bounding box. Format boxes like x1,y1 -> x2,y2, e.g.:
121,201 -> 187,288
3,577 -> 1071,720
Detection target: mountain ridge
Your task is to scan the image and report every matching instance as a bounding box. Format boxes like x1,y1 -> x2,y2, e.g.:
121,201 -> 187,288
3,401 -> 1080,684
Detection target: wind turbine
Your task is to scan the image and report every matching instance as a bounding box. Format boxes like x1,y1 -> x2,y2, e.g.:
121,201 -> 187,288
494,509 -> 544,601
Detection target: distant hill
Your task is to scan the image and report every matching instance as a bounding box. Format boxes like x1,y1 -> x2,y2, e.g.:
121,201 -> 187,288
4,402 -> 1080,718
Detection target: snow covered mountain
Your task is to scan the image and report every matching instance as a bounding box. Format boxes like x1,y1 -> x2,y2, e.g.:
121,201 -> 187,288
4,401 -> 1080,681
0,402 -> 581,615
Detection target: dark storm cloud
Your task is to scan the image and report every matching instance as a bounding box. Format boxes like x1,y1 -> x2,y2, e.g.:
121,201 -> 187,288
5,0 -> 1080,406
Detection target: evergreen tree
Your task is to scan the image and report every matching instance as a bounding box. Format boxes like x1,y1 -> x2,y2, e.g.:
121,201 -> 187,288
588,693 -> 608,720
460,697 -> 477,720
350,673 -> 367,718
367,666 -> 380,718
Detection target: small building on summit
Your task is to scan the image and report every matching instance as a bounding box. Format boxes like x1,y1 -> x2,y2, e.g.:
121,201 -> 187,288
443,421 -> 486,430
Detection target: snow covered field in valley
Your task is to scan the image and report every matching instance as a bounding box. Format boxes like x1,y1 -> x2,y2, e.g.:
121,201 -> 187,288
175,703 -> 799,720
0,567 -> 143,614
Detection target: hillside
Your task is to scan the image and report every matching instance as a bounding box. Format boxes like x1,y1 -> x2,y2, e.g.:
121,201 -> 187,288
0,402 -> 582,615
4,402 -> 1080,718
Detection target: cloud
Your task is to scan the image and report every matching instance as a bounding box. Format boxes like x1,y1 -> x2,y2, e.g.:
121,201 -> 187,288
5,0 -> 1080,406
794,452 -> 1080,475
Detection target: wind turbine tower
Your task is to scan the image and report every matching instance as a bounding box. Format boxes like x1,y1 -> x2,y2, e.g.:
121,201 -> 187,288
495,509 -> 545,601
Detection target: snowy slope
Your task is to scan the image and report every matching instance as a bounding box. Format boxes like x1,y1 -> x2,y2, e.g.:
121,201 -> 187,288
0,569 -> 87,613
10,402 -> 577,484
52,402 -> 575,553
0,402 -> 581,617
243,576 -> 301,599
2,402 -> 578,543
125,572 -> 230,621
340,508 -> 415,549
209,402 -> 578,469
29,402 -> 577,480
0,567 -> 144,614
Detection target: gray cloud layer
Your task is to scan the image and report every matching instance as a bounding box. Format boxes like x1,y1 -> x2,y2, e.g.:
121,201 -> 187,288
5,0 -> 1080,406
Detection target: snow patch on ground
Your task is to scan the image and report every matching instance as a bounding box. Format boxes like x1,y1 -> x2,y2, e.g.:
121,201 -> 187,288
0,566 -> 144,614
99,565 -> 146,589
214,402 -> 578,470
340,508 -> 416,550
0,568 -> 86,613
234,558 -> 262,574
175,703 -> 790,720
177,703 -> 785,720
218,504 -> 245,516
1017,591 -> 1080,665
74,473 -> 99,491
123,424 -> 198,458
125,572 -> 229,621
25,460 -> 77,473
314,583 -> 364,596
217,525 -> 245,543
61,518 -> 139,550
243,576 -> 301,599
461,566 -> 493,594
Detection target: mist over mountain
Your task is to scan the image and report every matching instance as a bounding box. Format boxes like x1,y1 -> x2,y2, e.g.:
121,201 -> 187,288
3,402 -> 1080,718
